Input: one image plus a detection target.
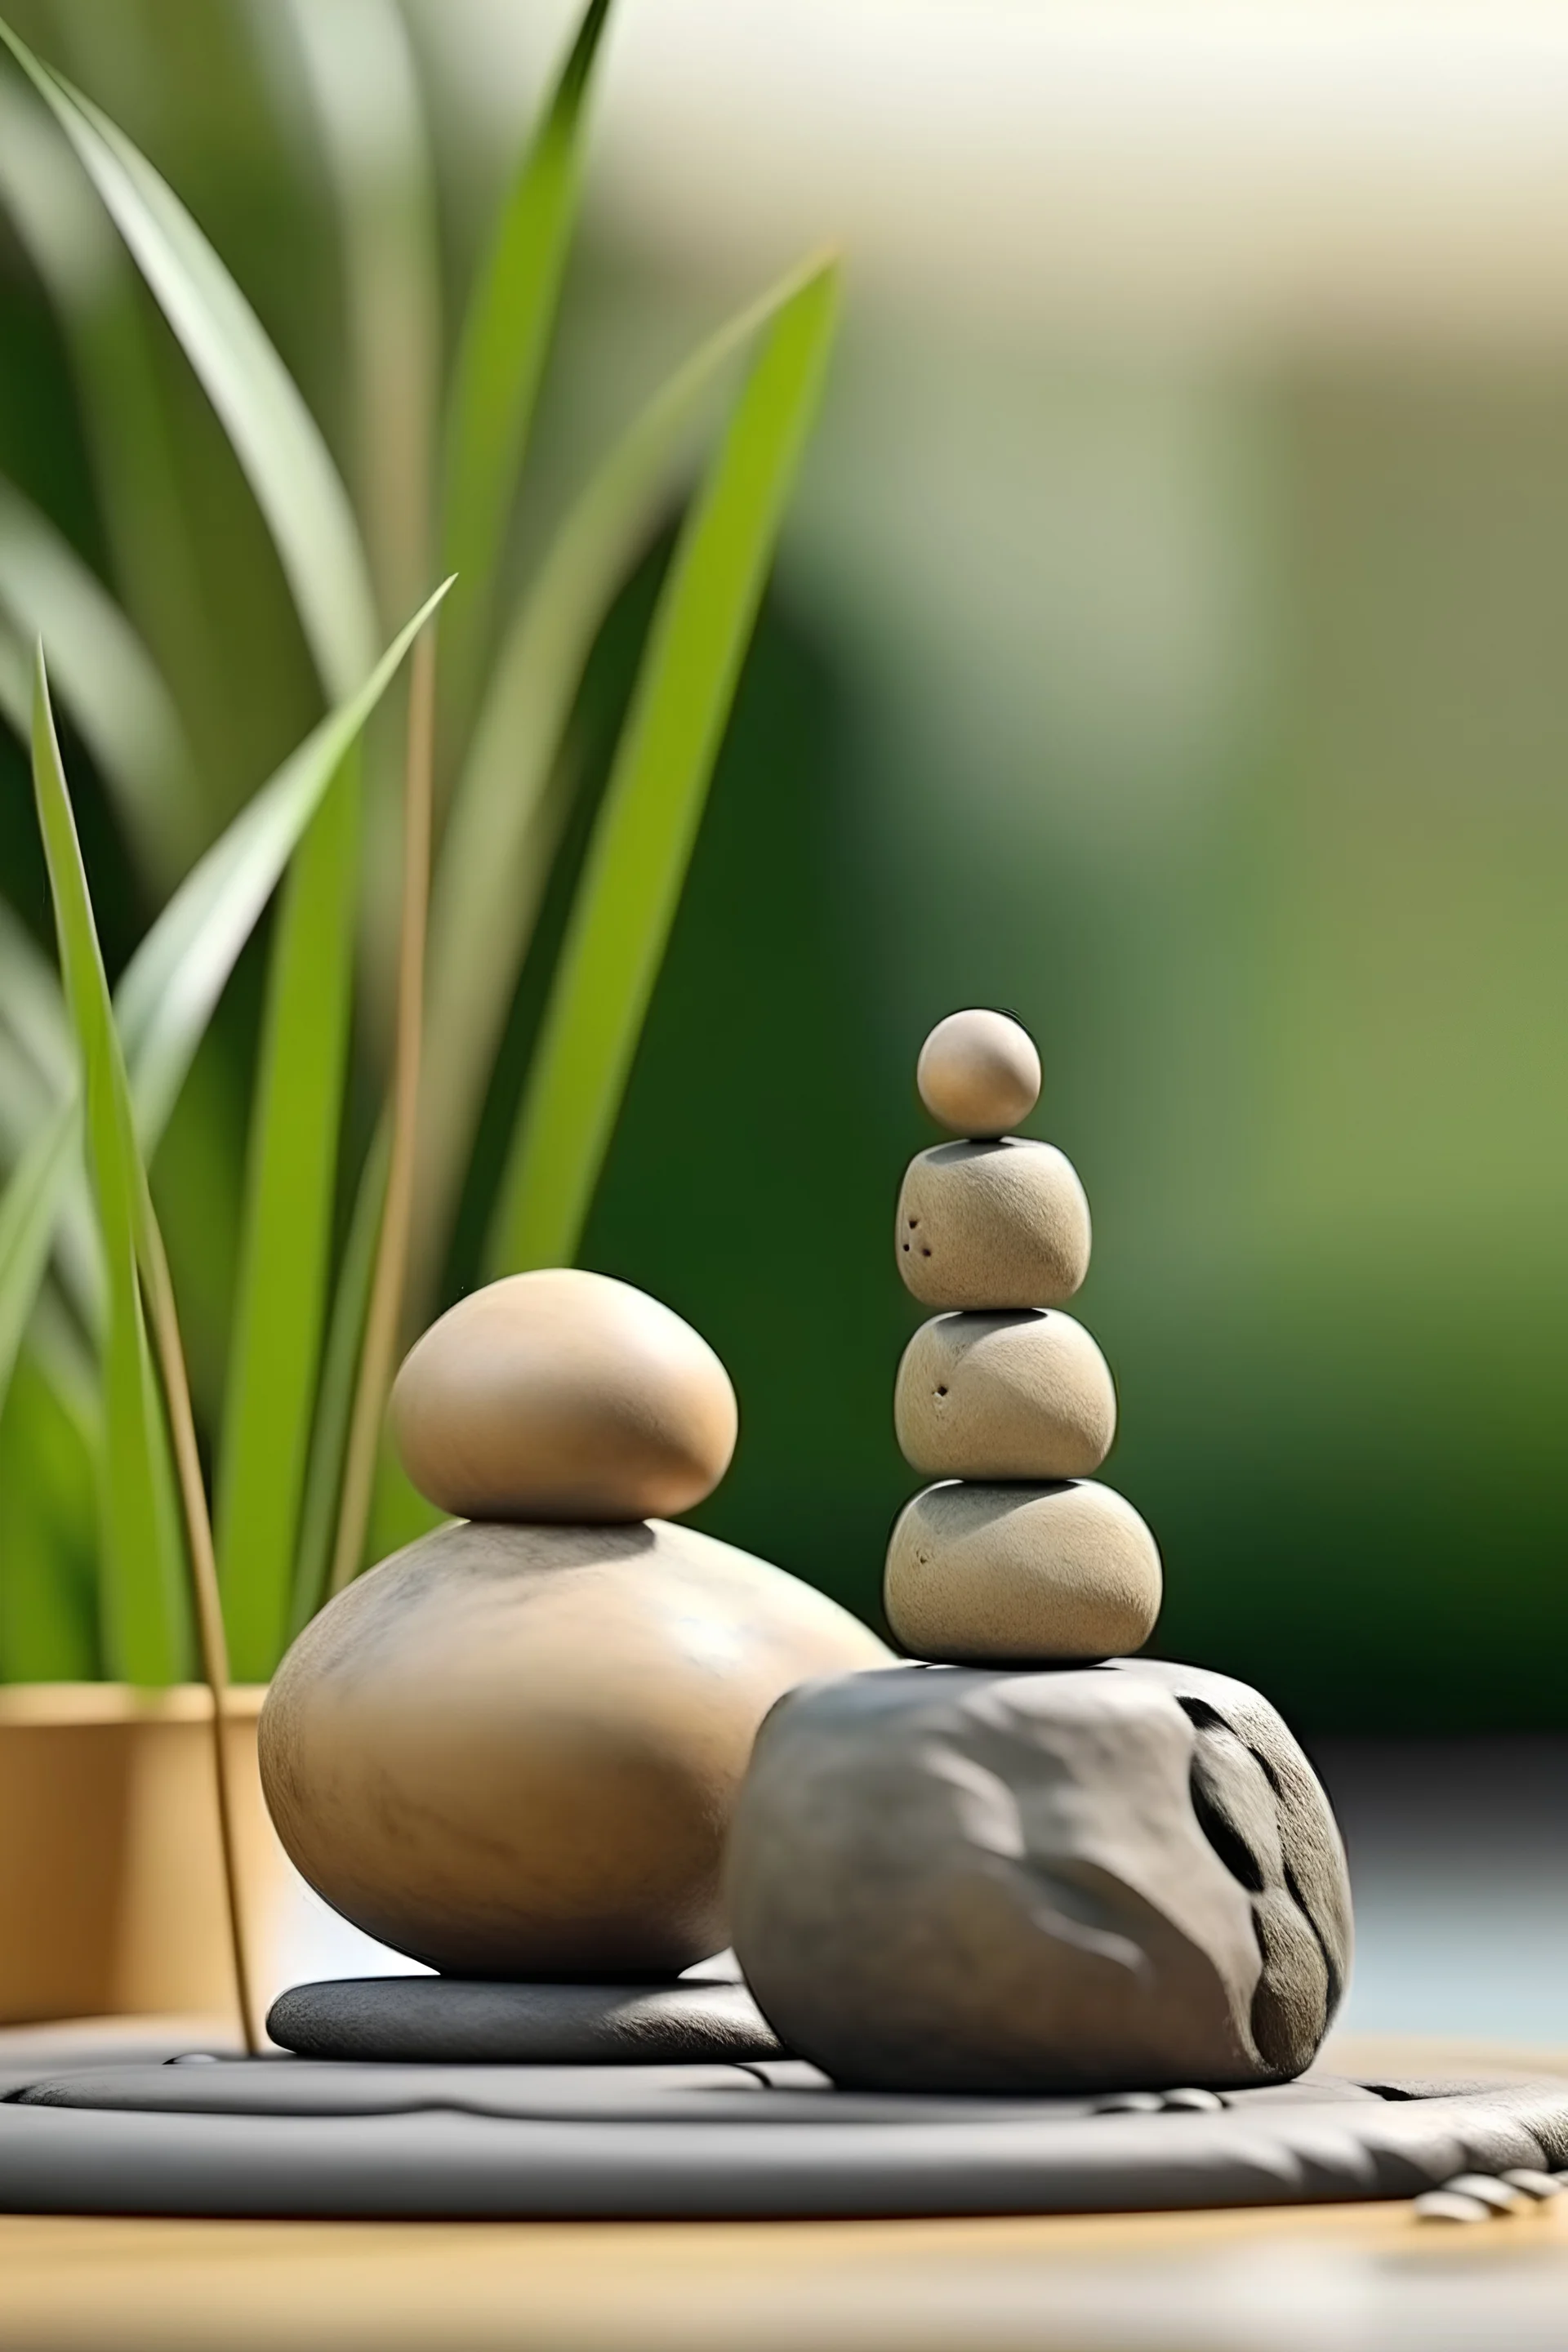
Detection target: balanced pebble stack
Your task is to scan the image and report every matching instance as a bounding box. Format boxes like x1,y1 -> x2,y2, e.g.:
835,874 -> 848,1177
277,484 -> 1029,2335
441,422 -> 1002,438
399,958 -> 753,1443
260,1268 -> 887,1984
884,1008 -> 1162,1664
728,1007 -> 1353,2096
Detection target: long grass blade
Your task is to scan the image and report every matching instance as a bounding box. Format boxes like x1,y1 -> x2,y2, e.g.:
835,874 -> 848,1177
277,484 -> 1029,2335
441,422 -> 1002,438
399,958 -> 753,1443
30,645 -> 188,1684
118,581 -> 454,1143
0,474 -> 202,880
212,587 -> 451,1678
31,643 -> 254,2043
0,69 -> 231,795
0,16 -> 377,701
0,586 -> 453,1461
0,1111 -> 78,1423
418,257 -> 826,1290
438,0 -> 612,746
0,1342 -> 99,1682
0,895 -> 73,1099
215,743 -> 359,1679
136,1185 -> 258,2050
289,1112 -> 385,1634
327,630 -> 434,1598
488,259 -> 840,1273
282,0 -> 439,624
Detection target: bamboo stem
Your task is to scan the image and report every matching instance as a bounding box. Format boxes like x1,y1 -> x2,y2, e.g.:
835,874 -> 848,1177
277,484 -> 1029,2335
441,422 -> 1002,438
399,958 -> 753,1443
327,628 -> 435,1599
136,1189 -> 259,2056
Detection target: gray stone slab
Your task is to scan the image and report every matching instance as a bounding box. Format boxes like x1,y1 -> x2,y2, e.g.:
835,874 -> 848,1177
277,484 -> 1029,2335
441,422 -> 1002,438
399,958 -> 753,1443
13,2060 -> 1388,2127
0,2070 -> 1565,2217
265,1975 -> 784,2064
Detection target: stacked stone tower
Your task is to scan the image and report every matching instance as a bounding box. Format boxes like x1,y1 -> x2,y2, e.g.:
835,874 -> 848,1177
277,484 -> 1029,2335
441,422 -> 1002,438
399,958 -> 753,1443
726,1005 -> 1353,2096
884,1008 -> 1162,1666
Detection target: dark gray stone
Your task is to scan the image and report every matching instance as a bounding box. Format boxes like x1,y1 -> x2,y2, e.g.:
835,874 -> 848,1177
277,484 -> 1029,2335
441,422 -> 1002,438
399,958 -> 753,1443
265,1975 -> 783,2064
727,1658 -> 1353,2093
0,2069 -> 1565,2216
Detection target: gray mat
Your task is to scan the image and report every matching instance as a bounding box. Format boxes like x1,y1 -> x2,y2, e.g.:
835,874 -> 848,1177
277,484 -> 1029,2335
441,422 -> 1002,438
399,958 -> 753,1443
266,1975 -> 782,2064
2,2057 -> 1566,2217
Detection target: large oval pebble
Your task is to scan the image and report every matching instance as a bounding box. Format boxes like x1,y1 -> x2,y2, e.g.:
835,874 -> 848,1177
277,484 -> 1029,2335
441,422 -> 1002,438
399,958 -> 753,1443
390,1269 -> 737,1522
894,1310 -> 1116,1481
897,1141 -> 1090,1311
885,1480 -> 1161,1663
261,1517 -> 891,1977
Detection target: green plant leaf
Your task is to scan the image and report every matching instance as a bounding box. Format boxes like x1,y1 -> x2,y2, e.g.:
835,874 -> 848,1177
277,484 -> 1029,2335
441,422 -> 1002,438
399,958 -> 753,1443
0,16 -> 378,702
212,577 -> 449,1675
418,257 -> 826,1289
0,583 -> 452,1459
0,473 -> 202,880
282,0 -> 439,624
116,581 -> 455,1143
0,68 -> 233,800
29,643 -> 189,1683
0,1111 -> 79,1428
487,258 -> 840,1275
0,893 -> 73,1102
438,0 -> 612,743
0,1339 -> 99,1681
215,742 -> 359,1679
288,1113 -> 387,1637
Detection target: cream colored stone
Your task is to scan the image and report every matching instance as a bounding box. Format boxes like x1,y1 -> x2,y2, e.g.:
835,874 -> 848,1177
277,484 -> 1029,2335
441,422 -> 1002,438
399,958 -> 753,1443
390,1269 -> 737,1523
894,1310 -> 1116,1481
884,1480 -> 1161,1663
916,1009 -> 1041,1138
897,1139 -> 1090,1309
261,1517 -> 893,1979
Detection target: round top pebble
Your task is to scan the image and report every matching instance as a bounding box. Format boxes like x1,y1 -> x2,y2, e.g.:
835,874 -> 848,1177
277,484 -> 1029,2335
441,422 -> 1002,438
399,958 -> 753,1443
390,1268 -> 737,1525
917,1009 -> 1040,1138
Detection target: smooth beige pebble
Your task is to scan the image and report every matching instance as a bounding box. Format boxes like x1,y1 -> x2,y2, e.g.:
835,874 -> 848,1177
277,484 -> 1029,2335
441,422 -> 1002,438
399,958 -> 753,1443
390,1268 -> 737,1523
894,1310 -> 1116,1481
897,1139 -> 1090,1310
916,1009 -> 1041,1138
261,1517 -> 892,1979
884,1480 -> 1162,1664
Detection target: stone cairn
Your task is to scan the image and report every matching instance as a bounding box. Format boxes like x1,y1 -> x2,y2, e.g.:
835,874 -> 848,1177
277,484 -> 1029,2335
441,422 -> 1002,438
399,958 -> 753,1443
885,1006 -> 1161,1666
727,1008 -> 1355,2096
259,1267 -> 886,2062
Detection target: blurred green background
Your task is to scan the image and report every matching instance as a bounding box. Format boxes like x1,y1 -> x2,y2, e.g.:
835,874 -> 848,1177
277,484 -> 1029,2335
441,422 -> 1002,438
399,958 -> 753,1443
2,0 -> 1565,1731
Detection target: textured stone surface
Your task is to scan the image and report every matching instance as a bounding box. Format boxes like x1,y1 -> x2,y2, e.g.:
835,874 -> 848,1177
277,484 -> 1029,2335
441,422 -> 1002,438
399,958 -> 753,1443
261,1519 -> 889,1978
728,1658 -> 1353,2092
897,1141 -> 1090,1311
884,1480 -> 1161,1663
894,1311 -> 1116,1481
4,2059 -> 1565,2217
390,1269 -> 737,1522
265,1976 -> 784,2064
916,1009 -> 1040,1138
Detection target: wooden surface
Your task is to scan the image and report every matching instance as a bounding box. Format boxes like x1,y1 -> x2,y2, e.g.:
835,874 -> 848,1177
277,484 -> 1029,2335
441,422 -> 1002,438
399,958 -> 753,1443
2,2033 -> 1566,2351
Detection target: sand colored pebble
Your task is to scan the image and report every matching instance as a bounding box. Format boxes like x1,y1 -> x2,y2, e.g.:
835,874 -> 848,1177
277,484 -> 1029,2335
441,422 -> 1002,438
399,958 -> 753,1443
916,1009 -> 1040,1138
894,1309 -> 1116,1481
884,1478 -> 1161,1662
261,1517 -> 891,1979
897,1139 -> 1090,1311
390,1268 -> 737,1523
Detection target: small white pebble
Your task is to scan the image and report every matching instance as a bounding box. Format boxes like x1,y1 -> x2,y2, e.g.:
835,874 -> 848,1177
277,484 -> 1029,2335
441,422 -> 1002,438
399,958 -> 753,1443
1414,2191 -> 1494,2225
1500,2169 -> 1562,2200
1163,2087 -> 1224,2112
916,1009 -> 1040,1138
1441,2173 -> 1528,2213
1097,2091 -> 1165,2114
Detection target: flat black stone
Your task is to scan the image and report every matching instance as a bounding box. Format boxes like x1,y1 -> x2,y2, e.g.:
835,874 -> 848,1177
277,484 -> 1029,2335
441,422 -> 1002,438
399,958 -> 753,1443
265,1975 -> 785,2064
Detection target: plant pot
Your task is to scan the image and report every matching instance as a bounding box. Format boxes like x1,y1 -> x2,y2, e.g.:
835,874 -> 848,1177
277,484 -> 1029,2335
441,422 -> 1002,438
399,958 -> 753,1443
0,1683 -> 284,2026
